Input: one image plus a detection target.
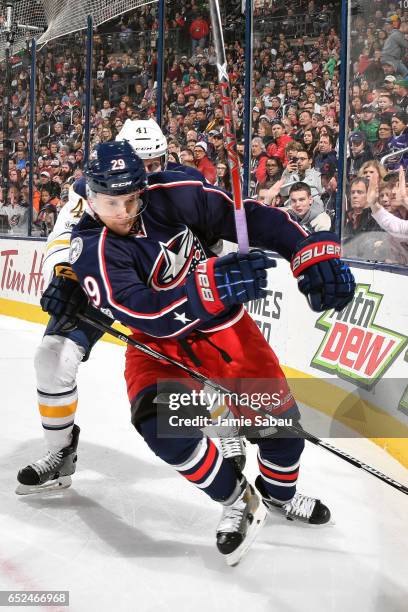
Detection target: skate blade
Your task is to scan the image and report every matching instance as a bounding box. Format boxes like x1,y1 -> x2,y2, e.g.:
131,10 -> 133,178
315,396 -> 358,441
284,516 -> 336,527
224,501 -> 268,567
15,475 -> 72,496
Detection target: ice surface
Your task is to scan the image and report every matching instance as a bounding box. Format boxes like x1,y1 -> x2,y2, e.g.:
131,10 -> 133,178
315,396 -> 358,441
1,316 -> 408,612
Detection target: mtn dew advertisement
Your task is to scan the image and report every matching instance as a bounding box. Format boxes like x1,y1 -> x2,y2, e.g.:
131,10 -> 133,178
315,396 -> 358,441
246,260 -> 408,451
304,272 -> 408,443
311,284 -> 408,389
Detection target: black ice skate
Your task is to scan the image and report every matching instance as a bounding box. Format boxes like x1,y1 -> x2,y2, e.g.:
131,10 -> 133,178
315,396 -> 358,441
216,480 -> 267,566
255,475 -> 331,525
16,425 -> 80,495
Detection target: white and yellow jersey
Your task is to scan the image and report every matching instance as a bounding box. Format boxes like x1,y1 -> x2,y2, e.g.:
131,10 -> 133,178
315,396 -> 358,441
42,177 -> 87,287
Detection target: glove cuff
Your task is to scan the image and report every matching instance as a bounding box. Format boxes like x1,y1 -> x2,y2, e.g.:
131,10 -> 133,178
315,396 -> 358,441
291,239 -> 341,278
54,263 -> 79,282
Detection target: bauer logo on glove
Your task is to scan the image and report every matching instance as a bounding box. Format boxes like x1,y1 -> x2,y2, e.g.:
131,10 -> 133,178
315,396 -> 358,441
291,231 -> 355,313
196,261 -> 216,303
291,242 -> 341,276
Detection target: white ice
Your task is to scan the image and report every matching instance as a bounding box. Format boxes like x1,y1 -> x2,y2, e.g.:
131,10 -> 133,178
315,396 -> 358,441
1,315 -> 408,612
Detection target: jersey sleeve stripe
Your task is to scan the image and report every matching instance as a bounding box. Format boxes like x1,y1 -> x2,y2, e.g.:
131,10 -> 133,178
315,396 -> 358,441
98,227 -> 189,320
45,237 -> 71,253
147,179 -> 203,192
43,247 -> 71,265
198,305 -> 245,333
202,185 -> 235,205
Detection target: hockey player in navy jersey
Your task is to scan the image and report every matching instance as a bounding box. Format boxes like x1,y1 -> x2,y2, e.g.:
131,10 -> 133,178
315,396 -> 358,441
37,139 -> 354,564
16,121 -> 243,495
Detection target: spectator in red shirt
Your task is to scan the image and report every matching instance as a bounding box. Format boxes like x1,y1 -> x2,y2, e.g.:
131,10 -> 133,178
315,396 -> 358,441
266,121 -> 293,167
189,13 -> 210,54
193,141 -> 216,184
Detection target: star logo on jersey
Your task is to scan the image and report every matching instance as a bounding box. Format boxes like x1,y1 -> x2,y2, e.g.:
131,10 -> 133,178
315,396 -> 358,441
174,311 -> 191,325
149,227 -> 207,291
161,229 -> 193,283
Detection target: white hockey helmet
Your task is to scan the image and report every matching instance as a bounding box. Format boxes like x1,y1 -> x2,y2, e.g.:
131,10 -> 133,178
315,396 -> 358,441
116,118 -> 168,170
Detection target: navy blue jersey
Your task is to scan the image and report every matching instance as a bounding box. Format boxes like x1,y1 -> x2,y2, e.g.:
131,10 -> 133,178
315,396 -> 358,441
166,161 -> 206,183
70,170 -> 308,339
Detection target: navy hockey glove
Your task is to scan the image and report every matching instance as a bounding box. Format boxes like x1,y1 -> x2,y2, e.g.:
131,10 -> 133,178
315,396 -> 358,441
291,232 -> 355,312
186,251 -> 276,319
40,264 -> 89,332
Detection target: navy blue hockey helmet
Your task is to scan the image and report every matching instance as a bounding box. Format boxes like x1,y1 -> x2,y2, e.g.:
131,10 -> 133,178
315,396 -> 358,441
85,140 -> 147,195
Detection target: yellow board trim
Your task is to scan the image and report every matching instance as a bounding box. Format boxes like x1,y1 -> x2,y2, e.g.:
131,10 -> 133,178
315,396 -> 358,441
39,401 -> 78,418
0,298 -> 126,345
282,365 -> 408,470
1,297 -> 408,469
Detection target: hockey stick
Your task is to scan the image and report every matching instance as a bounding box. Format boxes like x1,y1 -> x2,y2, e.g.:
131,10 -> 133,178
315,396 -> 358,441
208,0 -> 250,254
78,312 -> 408,496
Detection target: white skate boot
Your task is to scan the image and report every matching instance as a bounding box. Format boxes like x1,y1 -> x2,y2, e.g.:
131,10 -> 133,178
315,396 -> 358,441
216,479 -> 267,566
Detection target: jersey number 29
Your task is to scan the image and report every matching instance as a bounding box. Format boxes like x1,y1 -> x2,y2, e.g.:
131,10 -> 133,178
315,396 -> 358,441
83,276 -> 101,307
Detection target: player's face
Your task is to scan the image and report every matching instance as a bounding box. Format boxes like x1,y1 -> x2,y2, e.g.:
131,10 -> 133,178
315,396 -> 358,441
94,191 -> 142,235
143,157 -> 162,173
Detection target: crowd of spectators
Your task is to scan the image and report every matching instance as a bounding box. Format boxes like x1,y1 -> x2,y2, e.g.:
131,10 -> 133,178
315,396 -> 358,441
1,0 -> 408,264
341,5 -> 408,264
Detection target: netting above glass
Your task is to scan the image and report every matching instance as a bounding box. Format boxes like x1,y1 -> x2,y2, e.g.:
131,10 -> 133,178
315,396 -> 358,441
0,1 -> 47,60
0,0 -> 157,59
38,0 -> 158,45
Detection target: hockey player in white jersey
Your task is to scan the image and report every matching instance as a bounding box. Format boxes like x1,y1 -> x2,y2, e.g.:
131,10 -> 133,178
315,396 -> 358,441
15,177 -> 108,494
116,118 -> 210,183
16,125 -> 168,494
